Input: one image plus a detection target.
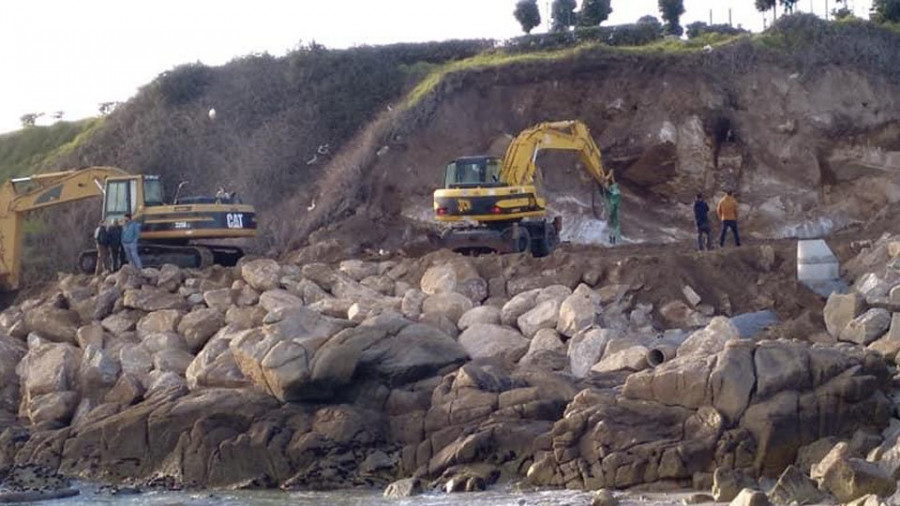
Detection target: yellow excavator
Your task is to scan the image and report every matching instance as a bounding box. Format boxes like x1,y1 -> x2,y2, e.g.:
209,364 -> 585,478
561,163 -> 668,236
433,120 -> 615,256
0,166 -> 257,291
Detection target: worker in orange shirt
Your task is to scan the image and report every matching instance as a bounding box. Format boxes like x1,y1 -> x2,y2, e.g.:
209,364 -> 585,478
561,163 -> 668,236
717,190 -> 740,247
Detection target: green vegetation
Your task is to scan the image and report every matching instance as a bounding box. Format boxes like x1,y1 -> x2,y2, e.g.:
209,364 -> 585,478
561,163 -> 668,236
658,0 -> 686,36
686,22 -> 749,39
551,0 -> 577,32
872,0 -> 900,23
514,0 -> 541,34
579,0 -> 613,26
0,118 -> 101,182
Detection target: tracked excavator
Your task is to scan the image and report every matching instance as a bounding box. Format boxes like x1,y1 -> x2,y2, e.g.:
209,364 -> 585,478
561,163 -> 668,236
0,166 -> 257,291
433,120 -> 615,256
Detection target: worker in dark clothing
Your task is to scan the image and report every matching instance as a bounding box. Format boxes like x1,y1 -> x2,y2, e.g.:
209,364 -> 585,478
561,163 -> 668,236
94,221 -> 109,274
107,219 -> 123,271
693,193 -> 712,251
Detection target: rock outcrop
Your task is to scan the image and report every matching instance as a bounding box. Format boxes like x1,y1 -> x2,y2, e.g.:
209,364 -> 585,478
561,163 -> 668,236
3,235 -> 900,497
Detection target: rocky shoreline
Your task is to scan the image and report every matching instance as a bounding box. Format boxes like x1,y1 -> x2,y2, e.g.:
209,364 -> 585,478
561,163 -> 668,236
1,238 -> 900,504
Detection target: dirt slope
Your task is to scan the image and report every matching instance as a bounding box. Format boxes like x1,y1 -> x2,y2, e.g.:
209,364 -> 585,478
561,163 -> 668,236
294,20 -> 900,255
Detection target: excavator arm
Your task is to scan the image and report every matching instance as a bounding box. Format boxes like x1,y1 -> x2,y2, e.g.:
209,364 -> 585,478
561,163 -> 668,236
0,166 -> 127,290
499,120 -> 613,188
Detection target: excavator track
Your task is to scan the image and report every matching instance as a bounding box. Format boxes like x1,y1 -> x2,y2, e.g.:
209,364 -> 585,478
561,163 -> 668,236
77,243 -> 245,274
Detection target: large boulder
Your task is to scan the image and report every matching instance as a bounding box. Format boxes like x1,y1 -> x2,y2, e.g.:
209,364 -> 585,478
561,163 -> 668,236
230,329 -> 312,402
839,309 -> 892,345
332,319 -> 466,386
384,477 -> 422,498
500,289 -> 541,327
557,284 -> 601,337
422,292 -> 473,324
458,324 -> 528,363
458,306 -> 501,331
157,264 -> 183,291
118,344 -> 153,380
728,489 -> 768,506
824,292 -> 864,338
258,289 -> 303,314
568,328 -> 615,378
24,306 -> 80,344
591,345 -> 649,373
152,349 -> 195,375
713,467 -> 758,502
517,299 -> 560,339
265,306 -> 349,342
420,259 -> 487,303
18,341 -> 81,399
815,444 -> 896,503
202,288 -> 234,312
709,340 -> 756,424
623,354 -> 715,409
136,309 -> 182,337
122,288 -> 186,312
142,331 -> 189,353
225,306 -> 266,330
177,309 -> 225,352
754,340 -> 811,399
678,316 -> 740,357
229,308 -> 350,401
339,259 -> 379,281
101,310 -> 142,336
79,343 -> 121,391
401,289 -> 427,320
241,259 -> 282,291
26,391 -> 79,425
768,465 -> 829,506
186,334 -> 249,389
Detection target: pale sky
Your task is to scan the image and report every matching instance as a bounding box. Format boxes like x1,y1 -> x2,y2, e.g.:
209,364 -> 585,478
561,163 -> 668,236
0,0 -> 872,135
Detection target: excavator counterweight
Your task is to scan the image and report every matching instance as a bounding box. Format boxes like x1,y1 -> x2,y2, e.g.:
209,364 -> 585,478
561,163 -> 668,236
432,120 -> 614,256
0,167 -> 257,291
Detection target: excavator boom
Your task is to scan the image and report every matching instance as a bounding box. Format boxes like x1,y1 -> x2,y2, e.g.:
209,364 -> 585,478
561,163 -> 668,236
0,166 -> 257,291
433,120 -> 615,256
0,167 -> 127,291
500,120 -> 611,188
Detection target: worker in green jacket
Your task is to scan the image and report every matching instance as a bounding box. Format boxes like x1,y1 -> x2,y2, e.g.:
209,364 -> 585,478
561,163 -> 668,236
607,182 -> 621,245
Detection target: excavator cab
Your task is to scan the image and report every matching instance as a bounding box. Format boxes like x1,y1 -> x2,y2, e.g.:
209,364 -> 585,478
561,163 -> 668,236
443,156 -> 502,188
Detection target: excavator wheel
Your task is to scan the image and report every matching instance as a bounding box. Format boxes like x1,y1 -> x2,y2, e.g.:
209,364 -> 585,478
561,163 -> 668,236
529,222 -> 559,258
77,250 -> 98,275
502,226 -> 531,254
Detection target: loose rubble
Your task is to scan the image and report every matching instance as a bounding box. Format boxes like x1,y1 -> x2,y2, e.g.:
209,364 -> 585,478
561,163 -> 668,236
0,237 -> 899,503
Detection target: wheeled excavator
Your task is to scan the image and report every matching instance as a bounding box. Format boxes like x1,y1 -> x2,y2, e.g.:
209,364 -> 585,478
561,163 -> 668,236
433,120 -> 615,256
0,166 -> 257,291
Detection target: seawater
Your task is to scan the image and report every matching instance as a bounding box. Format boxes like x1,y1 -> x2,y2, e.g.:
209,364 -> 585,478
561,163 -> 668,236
28,484 -> 687,505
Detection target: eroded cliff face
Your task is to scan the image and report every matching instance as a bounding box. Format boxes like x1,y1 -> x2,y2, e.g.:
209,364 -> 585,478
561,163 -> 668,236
300,43 -> 900,251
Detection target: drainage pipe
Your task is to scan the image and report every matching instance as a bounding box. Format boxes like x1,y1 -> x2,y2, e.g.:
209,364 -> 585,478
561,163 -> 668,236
645,330 -> 690,368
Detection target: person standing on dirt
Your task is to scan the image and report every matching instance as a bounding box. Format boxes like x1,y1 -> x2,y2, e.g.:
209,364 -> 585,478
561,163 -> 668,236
717,190 -> 741,247
121,214 -> 143,270
693,193 -> 712,251
107,219 -> 123,271
93,220 -> 110,275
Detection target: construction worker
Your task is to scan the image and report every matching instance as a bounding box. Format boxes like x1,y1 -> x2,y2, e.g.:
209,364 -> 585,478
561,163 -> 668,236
607,183 -> 621,245
717,190 -> 740,247
107,219 -> 123,271
121,213 -> 143,269
93,220 -> 110,275
694,193 -> 712,251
